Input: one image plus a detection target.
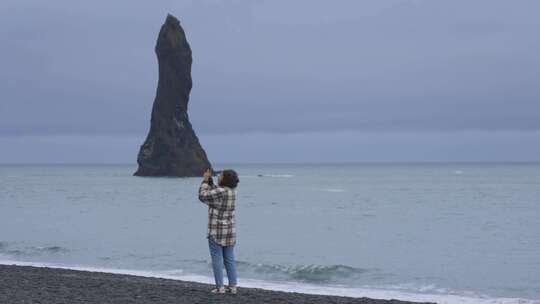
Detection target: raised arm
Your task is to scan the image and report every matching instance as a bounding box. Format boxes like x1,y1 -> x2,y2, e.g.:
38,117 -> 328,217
198,181 -> 224,208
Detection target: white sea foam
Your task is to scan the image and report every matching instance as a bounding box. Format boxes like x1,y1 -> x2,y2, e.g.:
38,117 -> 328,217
258,174 -> 294,178
320,188 -> 346,192
1,259 -> 537,304
238,174 -> 294,178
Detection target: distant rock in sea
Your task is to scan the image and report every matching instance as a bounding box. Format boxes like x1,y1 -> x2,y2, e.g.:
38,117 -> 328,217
134,14 -> 212,177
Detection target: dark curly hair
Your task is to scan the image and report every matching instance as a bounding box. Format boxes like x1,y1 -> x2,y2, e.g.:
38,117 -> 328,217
219,169 -> 239,189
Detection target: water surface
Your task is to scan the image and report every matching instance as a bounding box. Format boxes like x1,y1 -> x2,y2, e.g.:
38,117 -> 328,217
1,163 -> 539,303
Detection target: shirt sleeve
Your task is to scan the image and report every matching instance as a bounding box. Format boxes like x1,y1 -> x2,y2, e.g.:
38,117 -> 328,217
198,182 -> 224,208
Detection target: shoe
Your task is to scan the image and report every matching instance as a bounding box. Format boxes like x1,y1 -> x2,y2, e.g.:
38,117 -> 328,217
227,286 -> 238,294
211,286 -> 226,294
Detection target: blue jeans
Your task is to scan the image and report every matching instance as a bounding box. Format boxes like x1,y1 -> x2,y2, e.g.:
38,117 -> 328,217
208,237 -> 237,287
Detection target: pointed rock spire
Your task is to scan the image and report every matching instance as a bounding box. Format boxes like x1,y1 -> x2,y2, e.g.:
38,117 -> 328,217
134,14 -> 212,177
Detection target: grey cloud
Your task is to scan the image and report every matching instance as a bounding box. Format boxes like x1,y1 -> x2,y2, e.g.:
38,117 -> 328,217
1,0 -> 539,136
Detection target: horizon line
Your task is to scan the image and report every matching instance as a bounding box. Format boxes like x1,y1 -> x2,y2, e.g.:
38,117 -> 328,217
1,161 -> 540,166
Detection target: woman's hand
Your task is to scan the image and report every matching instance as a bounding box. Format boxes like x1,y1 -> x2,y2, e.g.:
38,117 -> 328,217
203,168 -> 212,181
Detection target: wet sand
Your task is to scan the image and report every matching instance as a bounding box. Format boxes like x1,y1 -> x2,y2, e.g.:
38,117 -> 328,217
0,264 -> 434,304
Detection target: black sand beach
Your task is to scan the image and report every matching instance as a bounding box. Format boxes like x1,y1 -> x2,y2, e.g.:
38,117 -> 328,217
0,264 -> 434,304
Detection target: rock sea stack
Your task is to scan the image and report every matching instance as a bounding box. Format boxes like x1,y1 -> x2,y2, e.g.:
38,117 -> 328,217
134,14 -> 212,177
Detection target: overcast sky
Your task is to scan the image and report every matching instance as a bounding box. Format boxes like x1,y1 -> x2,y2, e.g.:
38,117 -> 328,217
1,0 -> 539,163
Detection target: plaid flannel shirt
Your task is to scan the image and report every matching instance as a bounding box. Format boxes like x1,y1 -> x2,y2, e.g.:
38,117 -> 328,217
198,180 -> 237,246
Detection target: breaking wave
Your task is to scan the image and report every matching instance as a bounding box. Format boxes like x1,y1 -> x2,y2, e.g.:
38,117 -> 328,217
0,242 -> 69,256
180,259 -> 378,284
237,262 -> 370,283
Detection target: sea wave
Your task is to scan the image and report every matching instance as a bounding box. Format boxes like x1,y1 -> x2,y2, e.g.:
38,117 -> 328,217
0,259 -> 538,304
236,174 -> 294,178
256,174 -> 294,178
236,261 -> 370,283
177,259 -> 375,283
320,188 -> 346,192
0,243 -> 69,256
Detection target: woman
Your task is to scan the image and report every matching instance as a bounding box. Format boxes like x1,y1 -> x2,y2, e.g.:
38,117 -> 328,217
198,168 -> 240,294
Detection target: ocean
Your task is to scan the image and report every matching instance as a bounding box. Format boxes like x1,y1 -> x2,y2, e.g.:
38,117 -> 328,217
1,163 -> 539,304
